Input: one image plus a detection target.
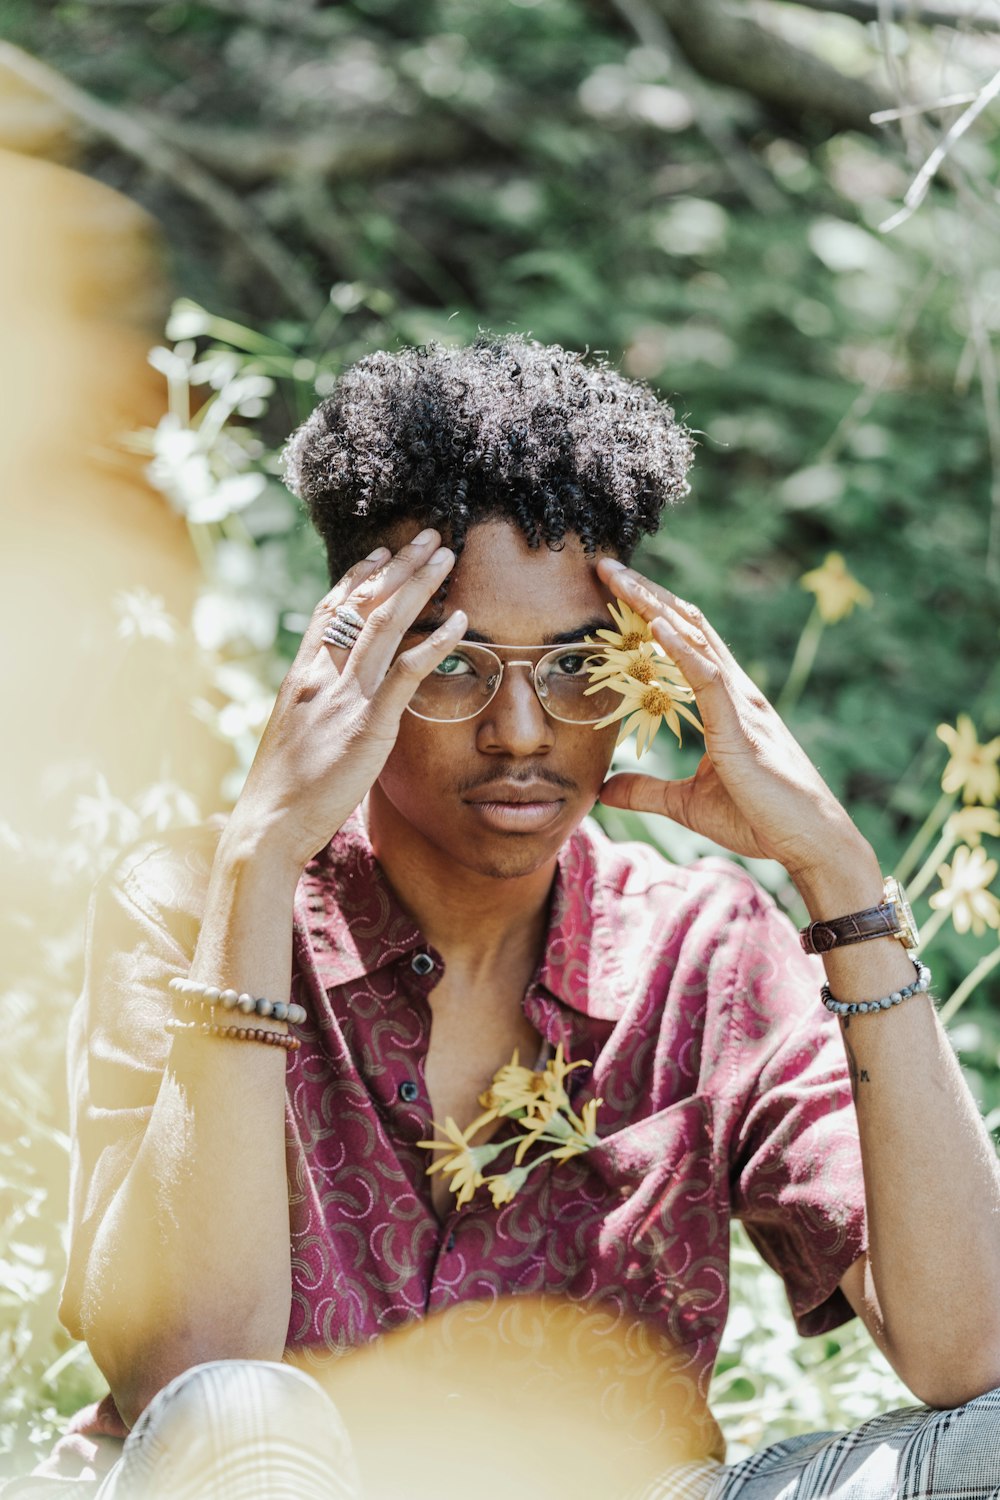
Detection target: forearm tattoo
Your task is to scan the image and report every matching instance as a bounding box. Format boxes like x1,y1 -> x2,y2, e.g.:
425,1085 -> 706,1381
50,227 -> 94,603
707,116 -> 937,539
840,1016 -> 871,1102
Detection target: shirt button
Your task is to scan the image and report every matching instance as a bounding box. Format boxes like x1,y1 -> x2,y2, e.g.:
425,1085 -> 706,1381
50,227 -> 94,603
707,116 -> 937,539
446,1231 -> 456,1251
398,1080 -> 419,1103
410,952 -> 434,976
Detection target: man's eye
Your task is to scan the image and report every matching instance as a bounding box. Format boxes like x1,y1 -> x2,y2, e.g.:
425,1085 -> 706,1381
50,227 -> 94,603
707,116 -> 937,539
433,653 -> 473,677
551,652 -> 589,677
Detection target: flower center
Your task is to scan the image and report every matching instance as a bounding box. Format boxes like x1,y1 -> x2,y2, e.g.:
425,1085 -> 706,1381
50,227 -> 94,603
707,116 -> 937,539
627,658 -> 657,684
640,686 -> 674,715
620,630 -> 645,650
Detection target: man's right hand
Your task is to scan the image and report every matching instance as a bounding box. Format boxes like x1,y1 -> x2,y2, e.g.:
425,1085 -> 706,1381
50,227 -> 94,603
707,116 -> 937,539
228,528 -> 464,872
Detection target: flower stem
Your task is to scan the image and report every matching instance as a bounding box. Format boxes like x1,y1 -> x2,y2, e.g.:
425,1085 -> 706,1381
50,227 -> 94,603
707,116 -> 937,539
939,944 -> 1000,1025
908,827 -> 955,902
918,907 -> 948,950
896,790 -> 956,885
776,606 -> 825,717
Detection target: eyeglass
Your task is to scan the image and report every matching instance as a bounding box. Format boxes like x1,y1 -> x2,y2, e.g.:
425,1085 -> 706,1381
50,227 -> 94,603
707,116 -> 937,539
402,639 -> 621,724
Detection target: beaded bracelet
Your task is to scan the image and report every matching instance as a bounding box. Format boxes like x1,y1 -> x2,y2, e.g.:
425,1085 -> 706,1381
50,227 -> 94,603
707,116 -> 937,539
821,958 -> 932,1017
169,976 -> 306,1027
166,1018 -> 301,1053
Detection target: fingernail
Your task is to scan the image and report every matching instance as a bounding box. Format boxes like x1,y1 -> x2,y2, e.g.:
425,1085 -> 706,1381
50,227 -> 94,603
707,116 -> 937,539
413,528 -> 438,545
429,546 -> 454,564
366,546 -> 390,562
602,558 -> 626,572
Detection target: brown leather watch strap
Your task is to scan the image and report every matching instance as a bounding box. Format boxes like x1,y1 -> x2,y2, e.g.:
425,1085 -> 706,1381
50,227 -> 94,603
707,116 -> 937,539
799,902 -> 902,955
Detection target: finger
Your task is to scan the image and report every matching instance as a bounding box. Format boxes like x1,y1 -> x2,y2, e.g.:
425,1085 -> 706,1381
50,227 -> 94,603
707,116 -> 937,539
299,546 -> 393,658
309,528 -> 445,657
600,771 -> 698,828
376,608 -> 469,721
343,545 -> 459,692
600,561 -> 753,690
599,564 -> 759,726
350,527 -> 446,610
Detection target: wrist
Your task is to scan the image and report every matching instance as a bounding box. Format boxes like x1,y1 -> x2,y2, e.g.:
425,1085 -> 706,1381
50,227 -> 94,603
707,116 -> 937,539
788,835 -> 884,922
217,814 -> 308,891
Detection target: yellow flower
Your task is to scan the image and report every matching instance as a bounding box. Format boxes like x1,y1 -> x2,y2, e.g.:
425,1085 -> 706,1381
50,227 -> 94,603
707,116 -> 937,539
478,1049 -> 546,1118
929,845 -> 1000,937
587,598 -> 654,653
582,597 -> 704,757
590,673 -> 704,756
486,1166 -> 530,1207
577,1097 -> 602,1139
417,1112 -> 500,1208
425,1049 -> 603,1211
800,552 -> 873,624
549,1135 -> 589,1162
549,1096 -> 604,1160
513,1098 -> 560,1165
539,1043 -> 590,1113
945,806 -> 1000,846
937,715 -> 1000,806
585,639 -> 696,697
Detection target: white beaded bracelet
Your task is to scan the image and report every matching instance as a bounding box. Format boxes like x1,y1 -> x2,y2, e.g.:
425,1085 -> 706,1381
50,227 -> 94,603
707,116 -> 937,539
169,976 -> 306,1026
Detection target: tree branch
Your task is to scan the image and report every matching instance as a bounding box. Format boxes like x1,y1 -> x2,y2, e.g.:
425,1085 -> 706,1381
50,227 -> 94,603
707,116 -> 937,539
0,41 -> 324,320
134,113 -> 483,187
605,0 -> 786,214
769,0 -> 1000,33
651,0 -> 893,135
80,0 -> 348,40
880,65 -> 1000,230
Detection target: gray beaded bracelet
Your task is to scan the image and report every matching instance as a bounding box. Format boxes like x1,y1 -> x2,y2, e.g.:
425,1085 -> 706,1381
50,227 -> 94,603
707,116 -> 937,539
169,976 -> 306,1026
821,958 -> 932,1017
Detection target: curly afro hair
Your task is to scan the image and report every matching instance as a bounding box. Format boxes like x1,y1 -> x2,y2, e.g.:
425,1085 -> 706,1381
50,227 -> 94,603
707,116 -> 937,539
283,334 -> 695,582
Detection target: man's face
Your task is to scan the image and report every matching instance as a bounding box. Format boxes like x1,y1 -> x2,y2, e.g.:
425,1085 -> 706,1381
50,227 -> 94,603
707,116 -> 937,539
372,519 -> 621,880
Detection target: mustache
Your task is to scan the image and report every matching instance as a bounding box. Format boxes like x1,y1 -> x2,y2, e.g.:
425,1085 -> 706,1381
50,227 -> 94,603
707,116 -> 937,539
457,767 -> 577,795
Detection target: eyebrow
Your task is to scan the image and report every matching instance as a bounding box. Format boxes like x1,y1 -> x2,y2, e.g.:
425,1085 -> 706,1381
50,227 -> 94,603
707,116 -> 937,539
408,616 -> 610,646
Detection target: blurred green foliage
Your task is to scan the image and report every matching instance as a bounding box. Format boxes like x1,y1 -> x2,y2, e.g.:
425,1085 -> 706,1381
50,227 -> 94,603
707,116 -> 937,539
3,0 -> 1000,1479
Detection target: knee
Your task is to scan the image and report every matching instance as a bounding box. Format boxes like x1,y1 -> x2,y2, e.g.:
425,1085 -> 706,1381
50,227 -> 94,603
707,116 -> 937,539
911,1385 -> 1000,1490
123,1360 -> 361,1498
139,1359 -> 345,1446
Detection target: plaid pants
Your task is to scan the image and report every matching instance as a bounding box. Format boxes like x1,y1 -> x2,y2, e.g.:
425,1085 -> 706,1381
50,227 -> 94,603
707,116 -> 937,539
92,1362 -> 1000,1500
640,1390 -> 1000,1500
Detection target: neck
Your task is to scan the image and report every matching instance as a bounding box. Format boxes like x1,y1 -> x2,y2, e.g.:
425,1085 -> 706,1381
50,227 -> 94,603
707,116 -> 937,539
364,786 -> 557,980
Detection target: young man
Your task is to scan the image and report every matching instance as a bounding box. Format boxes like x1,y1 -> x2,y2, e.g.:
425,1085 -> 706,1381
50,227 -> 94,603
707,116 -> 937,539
35,339 -> 1000,1499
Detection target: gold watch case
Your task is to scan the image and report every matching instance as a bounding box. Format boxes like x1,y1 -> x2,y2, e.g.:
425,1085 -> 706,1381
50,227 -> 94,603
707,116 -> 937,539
883,876 -> 920,951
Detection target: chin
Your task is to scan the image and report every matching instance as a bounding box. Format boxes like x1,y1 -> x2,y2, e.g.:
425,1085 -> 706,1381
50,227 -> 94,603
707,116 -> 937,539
450,817 -> 579,881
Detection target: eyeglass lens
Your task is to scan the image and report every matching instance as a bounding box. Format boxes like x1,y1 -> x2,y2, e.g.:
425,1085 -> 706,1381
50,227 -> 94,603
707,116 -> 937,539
405,642 -> 623,723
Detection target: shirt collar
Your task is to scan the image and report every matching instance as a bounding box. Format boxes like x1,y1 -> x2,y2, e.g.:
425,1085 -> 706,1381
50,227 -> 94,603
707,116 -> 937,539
298,813 -> 428,989
299,812 -> 621,1021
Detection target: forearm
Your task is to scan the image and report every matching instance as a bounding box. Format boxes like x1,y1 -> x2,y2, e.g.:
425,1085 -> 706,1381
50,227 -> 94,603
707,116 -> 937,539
83,825 -> 303,1425
794,839 -> 1000,1405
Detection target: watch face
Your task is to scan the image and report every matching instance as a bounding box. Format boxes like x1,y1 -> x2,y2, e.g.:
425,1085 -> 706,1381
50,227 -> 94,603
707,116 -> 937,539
885,877 -> 920,950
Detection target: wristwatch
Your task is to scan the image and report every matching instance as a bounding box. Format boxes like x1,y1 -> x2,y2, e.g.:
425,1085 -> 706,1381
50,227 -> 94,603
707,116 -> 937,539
799,876 -> 920,955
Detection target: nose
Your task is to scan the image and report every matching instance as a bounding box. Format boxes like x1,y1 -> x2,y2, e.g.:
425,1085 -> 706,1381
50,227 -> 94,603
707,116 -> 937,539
475,662 -> 556,757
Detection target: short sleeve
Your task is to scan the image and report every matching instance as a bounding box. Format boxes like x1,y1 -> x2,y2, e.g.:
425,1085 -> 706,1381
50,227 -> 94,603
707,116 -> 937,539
725,888 -> 867,1337
59,824 -> 223,1340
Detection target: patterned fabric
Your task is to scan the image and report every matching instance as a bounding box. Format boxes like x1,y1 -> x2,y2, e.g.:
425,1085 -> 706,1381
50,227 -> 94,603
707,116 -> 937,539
92,1362 -> 360,1500
49,811 -> 867,1484
12,1367 -> 1000,1500
702,1386 -> 1000,1500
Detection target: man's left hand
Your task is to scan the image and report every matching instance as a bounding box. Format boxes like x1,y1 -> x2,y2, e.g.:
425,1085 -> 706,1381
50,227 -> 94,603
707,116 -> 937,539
595,558 -> 863,882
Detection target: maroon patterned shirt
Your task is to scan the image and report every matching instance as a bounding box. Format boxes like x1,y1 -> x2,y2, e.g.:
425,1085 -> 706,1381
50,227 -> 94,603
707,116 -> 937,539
49,812 -> 866,1487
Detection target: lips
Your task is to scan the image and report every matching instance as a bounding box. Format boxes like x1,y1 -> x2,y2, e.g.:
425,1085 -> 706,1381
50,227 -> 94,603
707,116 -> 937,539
463,781 -> 568,834
464,781 -> 565,806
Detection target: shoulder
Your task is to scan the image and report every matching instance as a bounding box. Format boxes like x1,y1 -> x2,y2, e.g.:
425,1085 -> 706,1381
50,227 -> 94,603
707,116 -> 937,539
96,814 -> 230,930
566,816 -> 776,932
550,819 -> 804,1030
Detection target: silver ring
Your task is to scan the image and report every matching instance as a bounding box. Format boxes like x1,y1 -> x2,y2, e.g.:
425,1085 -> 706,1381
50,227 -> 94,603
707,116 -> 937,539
335,605 -> 365,630
322,625 -> 359,650
322,604 -> 366,652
